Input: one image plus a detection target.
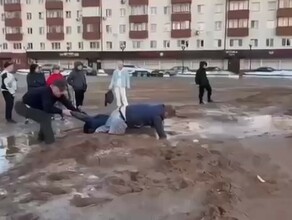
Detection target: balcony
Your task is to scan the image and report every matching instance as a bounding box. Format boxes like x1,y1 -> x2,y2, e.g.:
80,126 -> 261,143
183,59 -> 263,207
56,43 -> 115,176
46,17 -> 64,26
129,15 -> 148,23
227,28 -> 249,37
82,32 -> 101,40
227,10 -> 249,19
171,0 -> 192,3
5,18 -> 22,27
129,0 -> 148,6
45,0 -> 63,10
4,3 -> 21,12
47,32 -> 64,40
171,29 -> 191,38
276,27 -> 292,36
82,0 -> 100,7
5,33 -> 23,41
171,13 -> 191,21
277,8 -> 292,17
129,30 -> 148,39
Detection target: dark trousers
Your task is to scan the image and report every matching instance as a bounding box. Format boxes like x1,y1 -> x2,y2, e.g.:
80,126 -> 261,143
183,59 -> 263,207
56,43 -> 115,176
199,84 -> 212,103
15,101 -> 55,144
2,91 -> 14,120
75,90 -> 85,108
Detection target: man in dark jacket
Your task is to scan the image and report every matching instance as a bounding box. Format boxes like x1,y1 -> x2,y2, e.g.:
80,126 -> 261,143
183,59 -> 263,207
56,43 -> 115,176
67,62 -> 87,110
71,104 -> 176,139
195,61 -> 213,104
15,79 -> 79,145
26,64 -> 46,90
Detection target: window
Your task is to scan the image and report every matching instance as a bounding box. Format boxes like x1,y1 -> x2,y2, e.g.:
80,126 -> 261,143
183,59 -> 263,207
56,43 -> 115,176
66,42 -> 72,49
47,26 -> 63,33
119,24 -> 126,33
279,0 -> 292,8
197,4 -> 205,13
39,12 -> 44,19
150,40 -> 157,48
39,27 -> 44,34
1,13 -> 4,21
238,39 -> 243,46
106,9 -> 112,17
251,2 -> 260,11
172,21 -> 190,30
251,20 -> 259,29
150,7 -> 157,15
27,27 -> 33,34
2,43 -> 8,50
229,0 -> 248,10
66,26 -> 71,34
13,43 -> 22,50
77,10 -> 81,18
78,42 -> 83,49
27,13 -> 32,20
266,38 -> 274,47
130,23 -> 147,31
52,42 -> 61,50
106,41 -> 113,50
120,8 -> 126,17
27,43 -> 33,49
250,39 -> 258,47
215,21 -> 222,31
133,41 -> 141,49
229,39 -> 243,47
228,19 -> 248,28
39,0 -> 44,3
215,4 -> 223,13
278,17 -> 292,27
268,1 -> 277,10
163,40 -> 170,48
77,26 -> 81,33
26,0 -> 31,4
177,40 -> 189,47
47,10 -> 63,18
90,42 -> 99,49
196,39 -> 204,48
65,11 -> 71,18
215,39 -> 222,47
40,42 -> 45,50
282,38 -> 291,46
173,4 -> 191,13
131,5 -> 147,15
150,24 -> 157,32
106,25 -> 112,33
164,6 -> 171,15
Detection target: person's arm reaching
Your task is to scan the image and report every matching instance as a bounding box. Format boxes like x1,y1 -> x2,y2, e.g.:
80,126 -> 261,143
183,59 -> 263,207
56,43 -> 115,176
58,95 -> 78,111
152,116 -> 167,139
41,93 -> 63,115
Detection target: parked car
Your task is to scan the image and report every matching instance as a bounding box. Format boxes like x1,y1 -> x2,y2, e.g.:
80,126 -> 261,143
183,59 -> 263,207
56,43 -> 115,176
83,65 -> 97,76
205,67 -> 234,75
147,69 -> 164,77
246,67 -> 292,76
164,66 -> 195,76
40,64 -> 54,74
60,69 -> 71,77
123,64 -> 153,77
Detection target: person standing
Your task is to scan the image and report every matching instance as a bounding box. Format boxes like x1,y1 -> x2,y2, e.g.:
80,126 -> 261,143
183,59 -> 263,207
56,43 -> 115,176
67,62 -> 87,110
15,80 -> 79,145
109,62 -> 130,107
195,61 -> 213,104
1,61 -> 17,123
46,64 -> 64,86
26,63 -> 46,90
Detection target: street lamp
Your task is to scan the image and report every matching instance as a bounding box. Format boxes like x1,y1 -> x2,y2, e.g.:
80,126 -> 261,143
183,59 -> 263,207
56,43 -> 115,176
181,40 -> 188,74
120,42 -> 126,64
249,43 -> 252,71
66,42 -> 71,69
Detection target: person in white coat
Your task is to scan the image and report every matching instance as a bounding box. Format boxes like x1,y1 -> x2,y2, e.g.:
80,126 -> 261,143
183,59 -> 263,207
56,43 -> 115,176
109,62 -> 130,107
1,61 -> 17,123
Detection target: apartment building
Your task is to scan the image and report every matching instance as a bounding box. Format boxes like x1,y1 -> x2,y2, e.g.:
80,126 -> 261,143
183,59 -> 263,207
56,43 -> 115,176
0,0 -> 292,71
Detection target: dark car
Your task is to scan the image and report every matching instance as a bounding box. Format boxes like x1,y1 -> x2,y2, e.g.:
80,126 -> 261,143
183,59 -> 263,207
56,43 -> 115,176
255,67 -> 276,72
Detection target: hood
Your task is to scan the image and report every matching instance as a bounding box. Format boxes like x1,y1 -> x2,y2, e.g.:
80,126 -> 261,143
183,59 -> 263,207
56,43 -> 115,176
74,61 -> 83,70
199,61 -> 207,69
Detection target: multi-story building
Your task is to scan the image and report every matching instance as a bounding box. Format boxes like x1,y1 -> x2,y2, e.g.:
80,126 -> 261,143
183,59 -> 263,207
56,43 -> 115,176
0,0 -> 292,71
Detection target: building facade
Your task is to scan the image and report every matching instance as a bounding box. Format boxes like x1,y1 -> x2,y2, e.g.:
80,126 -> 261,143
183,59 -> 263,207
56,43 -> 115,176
0,0 -> 292,71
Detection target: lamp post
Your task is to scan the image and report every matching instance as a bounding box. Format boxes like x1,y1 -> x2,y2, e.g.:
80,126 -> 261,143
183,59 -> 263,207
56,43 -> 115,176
120,42 -> 126,64
66,43 -> 71,69
181,40 -> 188,74
249,43 -> 252,71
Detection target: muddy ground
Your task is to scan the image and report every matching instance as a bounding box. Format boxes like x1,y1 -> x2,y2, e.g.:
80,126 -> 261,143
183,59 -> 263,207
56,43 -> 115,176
1,76 -> 292,219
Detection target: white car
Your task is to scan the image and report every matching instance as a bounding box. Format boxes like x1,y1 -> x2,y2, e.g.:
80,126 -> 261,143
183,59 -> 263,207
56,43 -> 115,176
122,64 -> 153,77
206,67 -> 234,75
245,67 -> 292,76
60,69 -> 71,77
16,69 -> 29,75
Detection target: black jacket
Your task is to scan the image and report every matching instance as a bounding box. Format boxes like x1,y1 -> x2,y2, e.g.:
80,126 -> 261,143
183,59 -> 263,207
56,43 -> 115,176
195,68 -> 209,86
26,72 -> 46,90
22,86 -> 77,115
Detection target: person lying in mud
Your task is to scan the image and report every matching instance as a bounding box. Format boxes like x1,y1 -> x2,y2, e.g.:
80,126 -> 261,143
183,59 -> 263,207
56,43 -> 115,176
15,79 -> 79,145
71,104 -> 176,139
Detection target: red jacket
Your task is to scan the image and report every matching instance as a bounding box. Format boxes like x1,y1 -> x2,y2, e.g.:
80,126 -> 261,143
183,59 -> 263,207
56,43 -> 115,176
46,73 -> 64,86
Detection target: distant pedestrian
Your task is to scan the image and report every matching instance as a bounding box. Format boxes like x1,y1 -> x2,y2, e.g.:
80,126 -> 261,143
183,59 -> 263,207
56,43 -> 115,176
109,62 -> 130,107
195,61 -> 213,104
67,61 -> 87,110
46,64 -> 64,86
27,64 -> 46,90
1,61 -> 17,123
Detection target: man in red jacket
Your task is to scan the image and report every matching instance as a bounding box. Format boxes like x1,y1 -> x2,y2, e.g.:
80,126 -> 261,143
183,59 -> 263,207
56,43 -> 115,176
46,65 -> 64,86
